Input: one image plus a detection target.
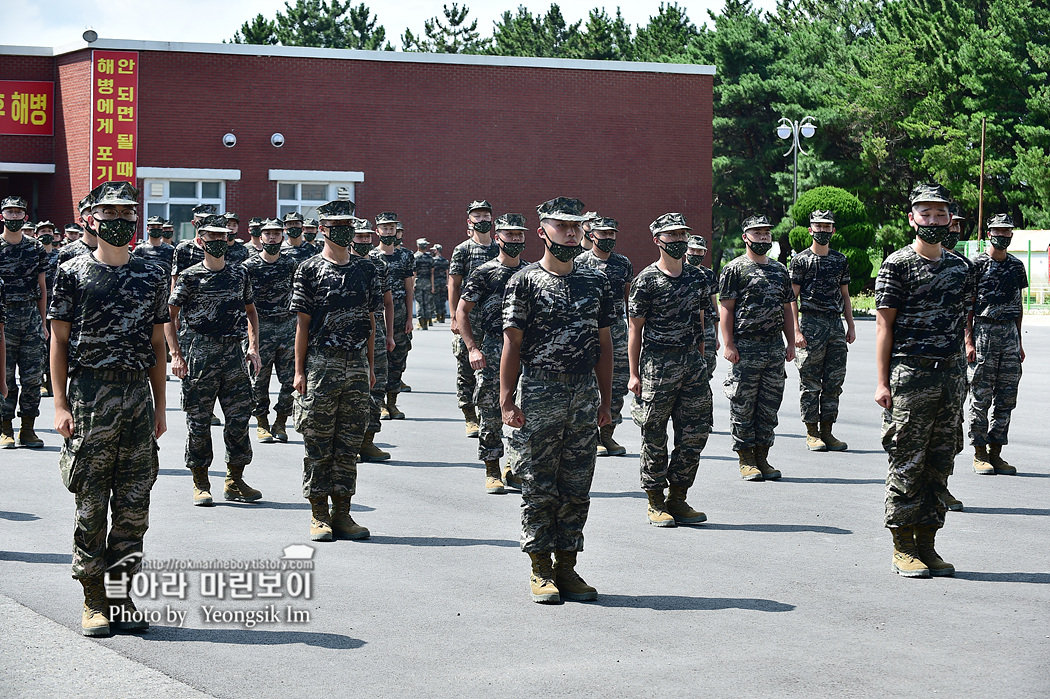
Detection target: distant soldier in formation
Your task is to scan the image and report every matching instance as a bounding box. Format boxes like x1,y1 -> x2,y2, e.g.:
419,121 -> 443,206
282,212 -> 314,267
57,198 -> 98,265
246,217 -> 264,256
391,218 -> 416,393
33,221 -> 60,398
788,209 -> 855,452
132,215 -> 175,277
302,218 -> 321,256
413,237 -> 435,329
432,244 -> 449,323
224,212 -> 250,266
370,212 -> 414,419
684,234 -> 719,411
967,213 -> 1026,476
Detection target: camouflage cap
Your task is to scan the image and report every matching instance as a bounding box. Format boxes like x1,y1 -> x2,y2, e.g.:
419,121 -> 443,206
537,197 -> 588,222
198,214 -> 231,233
908,182 -> 951,208
986,212 -> 1014,229
591,216 -> 618,231
35,220 -> 56,231
259,218 -> 284,231
416,238 -> 431,247
303,218 -> 319,228
77,194 -> 93,213
583,211 -> 600,222
192,203 -> 217,217
948,202 -> 964,220
21,221 -> 35,230
1,195 -> 27,210
375,211 -> 399,225
741,214 -> 772,233
89,180 -> 139,207
161,220 -> 174,229
396,221 -> 404,231
809,210 -> 835,224
495,213 -> 528,230
146,215 -> 165,226
352,217 -> 373,232
283,211 -> 304,224
65,223 -> 82,233
248,217 -> 263,226
316,199 -> 357,222
467,199 -> 492,214
223,212 -> 240,222
650,212 -> 692,235
687,234 -> 708,250
433,244 -> 442,251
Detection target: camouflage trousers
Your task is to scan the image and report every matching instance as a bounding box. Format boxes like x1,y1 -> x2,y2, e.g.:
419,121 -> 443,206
636,346 -> 711,491
473,336 -> 504,462
414,282 -> 434,320
386,299 -> 411,394
2,303 -> 45,419
882,357 -> 965,529
509,370 -> 598,553
60,370 -> 158,579
724,338 -> 787,451
182,335 -> 253,471
793,313 -> 848,424
251,317 -> 295,419
609,317 -> 628,425
701,322 -> 718,386
452,332 -> 479,411
368,315 -> 388,435
435,283 -> 448,319
295,347 -> 369,499
967,320 -> 1022,446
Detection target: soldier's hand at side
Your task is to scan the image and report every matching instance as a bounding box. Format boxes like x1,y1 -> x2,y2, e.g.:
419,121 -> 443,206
502,402 -> 525,428
785,345 -> 795,362
596,405 -> 612,428
966,340 -> 976,363
450,318 -> 460,335
55,407 -> 74,439
0,381 -> 6,399
405,319 -> 413,335
468,347 -> 486,370
154,411 -> 167,440
42,322 -> 50,341
294,372 -> 307,395
369,370 -> 376,389
1020,345 -> 1025,362
875,384 -> 892,409
846,325 -> 856,344
795,333 -> 807,349
171,355 -> 188,379
386,336 -> 395,352
628,374 -> 641,397
246,350 -> 261,374
724,344 -> 739,364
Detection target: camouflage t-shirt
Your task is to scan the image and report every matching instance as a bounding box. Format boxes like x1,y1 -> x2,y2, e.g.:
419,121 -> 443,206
433,256 -> 450,284
290,255 -> 383,351
503,262 -> 615,375
718,255 -> 793,342
226,242 -> 250,266
629,262 -> 710,350
692,263 -> 719,318
48,254 -> 168,370
370,248 -> 414,300
788,248 -> 851,315
281,243 -> 315,268
173,239 -> 205,278
243,253 -> 296,322
131,241 -> 175,278
413,251 -> 434,280
57,239 -> 97,265
972,252 -> 1027,321
450,238 -> 499,279
875,246 -> 970,359
576,250 -> 634,318
169,262 -> 254,339
461,257 -> 526,338
43,248 -> 61,298
0,235 -> 47,303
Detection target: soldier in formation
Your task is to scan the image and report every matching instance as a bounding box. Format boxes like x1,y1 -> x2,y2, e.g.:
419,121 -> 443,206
282,212 -> 314,266
370,212 -> 414,420
413,237 -> 435,329
684,234 -> 719,424
432,244 -> 449,322
33,220 -> 60,398
132,215 -> 175,277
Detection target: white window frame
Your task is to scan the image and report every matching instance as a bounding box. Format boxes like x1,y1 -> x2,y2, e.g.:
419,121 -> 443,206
140,167 -> 240,242
269,169 -> 364,220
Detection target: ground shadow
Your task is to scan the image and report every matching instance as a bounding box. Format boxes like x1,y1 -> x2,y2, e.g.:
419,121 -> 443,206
594,594 -> 795,612
402,417 -> 466,423
1013,472 -> 1050,479
842,449 -> 884,454
404,390 -> 456,396
953,571 -> 1050,584
701,523 -> 852,535
386,460 -> 483,470
0,511 -> 40,522
0,551 -> 72,564
147,625 -> 365,649
778,477 -> 886,485
21,445 -> 62,453
220,501 -> 310,511
590,491 -> 647,499
364,535 -> 517,548
701,455 -> 741,462
157,469 -> 233,478
961,507 -> 1050,516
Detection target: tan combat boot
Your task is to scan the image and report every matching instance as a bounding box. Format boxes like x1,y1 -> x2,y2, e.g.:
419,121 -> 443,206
310,497 -> 334,541
554,550 -> 597,601
941,489 -> 964,512
502,465 -> 522,491
988,444 -> 1016,475
330,496 -> 370,540
485,460 -> 506,494
224,464 -> 262,502
107,578 -> 149,632
17,416 -> 44,448
386,392 -> 405,420
666,484 -> 707,524
0,419 -> 15,449
79,576 -> 111,637
738,448 -> 762,481
527,552 -> 561,604
380,401 -> 391,420
271,413 -> 290,443
599,424 -> 626,456
754,446 -> 782,480
646,490 -> 676,527
973,445 -> 994,475
820,421 -> 848,451
190,467 -> 214,506
805,422 -> 826,452
400,380 -> 412,393
914,524 -> 955,577
596,430 -> 608,458
890,525 -> 931,578
463,407 -> 479,438
256,416 -> 274,443
359,432 -> 391,462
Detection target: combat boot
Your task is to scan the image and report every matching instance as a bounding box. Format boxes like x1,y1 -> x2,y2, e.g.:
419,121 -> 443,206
646,490 -> 676,527
359,432 -> 391,462
805,422 -> 826,452
973,445 -> 994,475
754,446 -> 782,480
380,402 -> 391,420
400,380 -> 412,393
256,416 -> 274,443
554,550 -> 597,601
224,464 -> 262,502
666,484 -> 707,524
80,576 -> 111,637
107,586 -> 149,632
309,497 -> 334,542
330,496 -> 370,540
272,413 -> 290,443
599,424 -> 627,456
890,525 -> 931,578
738,448 -> 762,481
988,444 -> 1016,475
386,393 -> 405,420
17,417 -> 44,448
527,552 -> 561,604
941,489 -> 964,512
485,460 -> 506,494
914,524 -> 955,577
0,419 -> 15,449
502,465 -> 522,491
820,421 -> 848,451
190,467 -> 214,507
462,407 -> 479,438
596,430 -> 608,457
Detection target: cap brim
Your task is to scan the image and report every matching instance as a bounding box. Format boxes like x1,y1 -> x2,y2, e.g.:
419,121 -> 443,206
911,197 -> 951,206
200,225 -> 232,233
540,213 -> 589,222
496,226 -> 528,231
93,197 -> 138,207
987,224 -> 1014,229
319,215 -> 356,222
653,224 -> 692,234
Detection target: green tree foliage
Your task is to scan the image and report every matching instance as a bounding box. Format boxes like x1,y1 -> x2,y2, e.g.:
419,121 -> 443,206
403,3 -> 487,53
229,2 -> 391,50
634,2 -> 699,61
231,14 -> 277,45
789,186 -> 874,293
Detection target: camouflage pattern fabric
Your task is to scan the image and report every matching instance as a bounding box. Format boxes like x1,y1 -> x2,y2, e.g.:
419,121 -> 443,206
967,320 -> 1022,446
413,250 -> 434,318
474,335 -> 505,461
43,248 -> 60,299
509,372 -> 599,553
449,239 -> 499,279
788,248 -> 850,315
0,277 -> 5,325
225,242 -> 250,266
172,240 -> 205,278
243,254 -> 296,322
0,235 -> 47,303
693,263 -> 718,322
369,314 -> 388,434
608,317 -> 628,424
289,256 -> 381,352
636,347 -> 711,491
182,336 -> 253,470
61,371 -> 158,579
882,358 -> 965,528
971,252 -> 1027,321
56,239 -> 96,265
387,300 -> 411,393
281,243 -> 315,267
718,255 -> 793,342
433,255 -> 449,316
251,317 -> 296,418
461,258 -> 524,338
452,333 -> 476,411
629,262 -> 709,350
723,338 -> 787,451
2,304 -> 45,418
169,263 -> 253,339
130,241 -> 175,278
295,348 -> 369,498
793,314 -> 848,423
449,240 -> 498,409
701,322 -> 717,386
576,249 -> 634,318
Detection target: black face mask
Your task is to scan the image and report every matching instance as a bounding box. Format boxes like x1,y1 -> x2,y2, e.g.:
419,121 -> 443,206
326,225 -> 354,247
989,235 -> 1012,251
286,227 -> 303,239
686,254 -> 705,267
161,230 -> 173,239
811,230 -> 833,246
593,237 -> 616,253
95,218 -> 137,247
4,219 -> 25,232
249,227 -> 261,238
942,233 -> 961,250
542,233 -> 583,263
304,230 -> 317,242
38,233 -> 54,245
473,220 -> 492,234
202,239 -> 228,258
500,240 -> 525,258
262,242 -> 283,256
915,224 -> 949,245
379,235 -> 397,246
661,241 -> 689,259
745,239 -> 773,256
394,236 -> 403,247
352,242 -> 373,256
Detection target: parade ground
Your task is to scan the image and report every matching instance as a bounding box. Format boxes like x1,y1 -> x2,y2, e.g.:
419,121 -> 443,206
2,318 -> 1048,698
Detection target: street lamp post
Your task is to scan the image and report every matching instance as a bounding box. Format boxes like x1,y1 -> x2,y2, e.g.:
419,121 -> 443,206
777,116 -> 817,203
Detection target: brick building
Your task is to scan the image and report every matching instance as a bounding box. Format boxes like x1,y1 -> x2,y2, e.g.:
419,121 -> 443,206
0,38 -> 713,267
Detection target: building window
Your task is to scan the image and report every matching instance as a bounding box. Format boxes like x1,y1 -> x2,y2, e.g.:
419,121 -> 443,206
143,179 -> 225,241
276,182 -> 354,219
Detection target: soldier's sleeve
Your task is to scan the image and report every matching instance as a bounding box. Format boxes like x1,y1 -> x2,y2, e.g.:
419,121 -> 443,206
289,263 -> 314,316
874,257 -> 904,309
502,271 -> 529,331
168,270 -> 191,308
241,267 -> 255,306
460,266 -> 485,304
627,270 -> 649,319
597,273 -> 614,329
449,245 -> 467,277
838,253 -> 851,287
788,254 -> 805,286
34,246 -> 48,277
48,265 -> 76,322
781,266 -> 794,303
718,262 -> 739,300
369,266 -> 383,314
152,269 -> 169,325
1015,258 -> 1029,290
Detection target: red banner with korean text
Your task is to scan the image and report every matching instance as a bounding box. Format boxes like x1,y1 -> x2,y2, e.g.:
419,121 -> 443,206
90,50 -> 138,186
0,80 -> 54,135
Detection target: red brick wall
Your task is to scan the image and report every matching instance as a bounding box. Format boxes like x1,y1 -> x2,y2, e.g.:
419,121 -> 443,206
0,54 -> 57,219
